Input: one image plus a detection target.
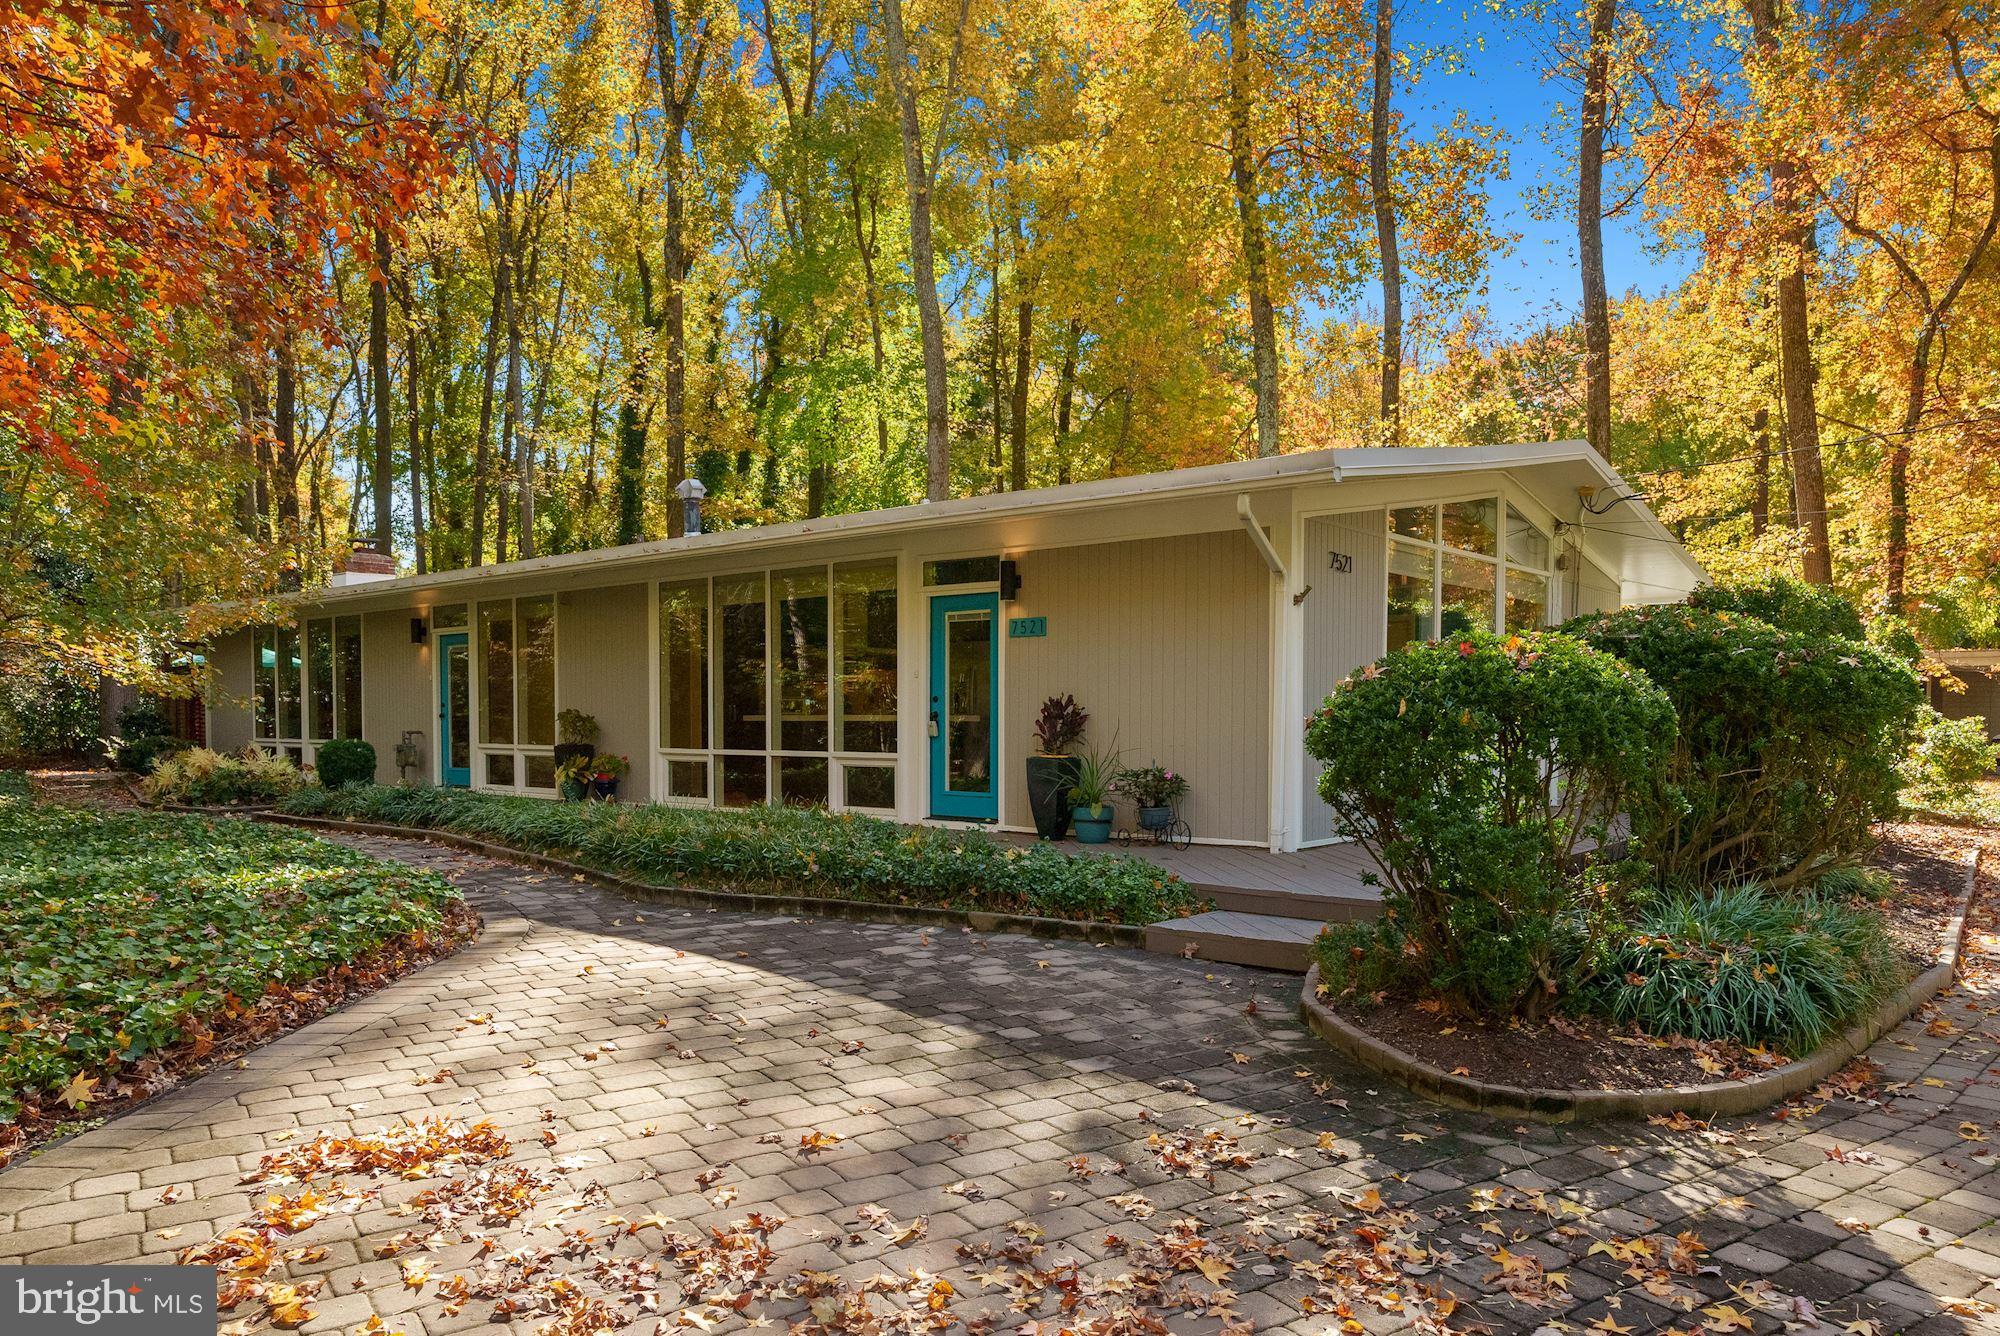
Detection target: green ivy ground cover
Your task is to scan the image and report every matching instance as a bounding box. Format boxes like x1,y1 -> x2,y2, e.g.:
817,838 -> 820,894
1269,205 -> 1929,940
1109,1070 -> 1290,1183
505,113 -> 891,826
280,784 -> 1202,927
0,791 -> 462,1125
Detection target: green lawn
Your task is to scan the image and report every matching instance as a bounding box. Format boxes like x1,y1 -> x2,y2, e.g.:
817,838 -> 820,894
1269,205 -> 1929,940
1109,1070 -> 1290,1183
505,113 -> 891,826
280,784 -> 1203,927
0,787 -> 464,1134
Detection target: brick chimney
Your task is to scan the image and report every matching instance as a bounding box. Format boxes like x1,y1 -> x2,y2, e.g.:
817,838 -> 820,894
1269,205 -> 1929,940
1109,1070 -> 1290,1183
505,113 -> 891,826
331,546 -> 396,587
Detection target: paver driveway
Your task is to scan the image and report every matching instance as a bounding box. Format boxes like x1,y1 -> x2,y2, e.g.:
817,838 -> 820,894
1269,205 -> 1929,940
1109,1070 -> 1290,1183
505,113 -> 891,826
2,831 -> 1998,1334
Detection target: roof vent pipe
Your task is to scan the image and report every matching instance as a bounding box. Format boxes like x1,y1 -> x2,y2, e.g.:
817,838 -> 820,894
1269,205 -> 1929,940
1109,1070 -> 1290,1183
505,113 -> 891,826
675,477 -> 707,536
1236,494 -> 1285,578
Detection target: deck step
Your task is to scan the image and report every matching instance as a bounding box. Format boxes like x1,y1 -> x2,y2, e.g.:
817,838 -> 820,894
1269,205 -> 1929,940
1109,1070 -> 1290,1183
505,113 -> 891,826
1195,884 -> 1378,922
1144,910 -> 1329,973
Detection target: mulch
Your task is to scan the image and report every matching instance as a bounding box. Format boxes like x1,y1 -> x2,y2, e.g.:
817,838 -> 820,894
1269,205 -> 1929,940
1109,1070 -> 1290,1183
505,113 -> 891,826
1320,822 -> 1990,1094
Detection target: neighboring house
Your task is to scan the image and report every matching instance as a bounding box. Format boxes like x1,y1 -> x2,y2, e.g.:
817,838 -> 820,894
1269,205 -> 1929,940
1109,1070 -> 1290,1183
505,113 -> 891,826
1931,650 -> 2000,740
202,442 -> 1705,854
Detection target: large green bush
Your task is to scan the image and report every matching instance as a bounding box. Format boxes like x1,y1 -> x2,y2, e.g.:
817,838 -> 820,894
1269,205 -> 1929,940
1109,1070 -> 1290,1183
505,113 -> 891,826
1569,599 -> 1922,888
1588,884 -> 1901,1054
313,737 -> 378,789
1304,631 -> 1676,1018
143,747 -> 303,806
0,795 -> 461,1123
0,664 -> 98,759
1898,706 -> 1998,822
112,700 -> 186,774
280,785 -> 1204,926
1688,575 -> 1866,642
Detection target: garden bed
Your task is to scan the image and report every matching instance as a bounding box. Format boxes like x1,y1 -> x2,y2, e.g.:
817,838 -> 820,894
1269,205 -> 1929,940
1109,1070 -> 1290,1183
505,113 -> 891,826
1301,824 -> 1984,1120
275,785 -> 1203,927
0,786 -> 475,1167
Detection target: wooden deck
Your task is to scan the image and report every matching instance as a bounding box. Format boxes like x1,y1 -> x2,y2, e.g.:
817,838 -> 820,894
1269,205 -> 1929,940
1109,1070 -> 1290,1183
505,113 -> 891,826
995,831 -> 1381,921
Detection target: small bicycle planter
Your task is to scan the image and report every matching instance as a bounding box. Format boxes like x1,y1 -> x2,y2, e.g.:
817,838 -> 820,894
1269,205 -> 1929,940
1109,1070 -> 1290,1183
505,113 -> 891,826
1120,801 -> 1191,850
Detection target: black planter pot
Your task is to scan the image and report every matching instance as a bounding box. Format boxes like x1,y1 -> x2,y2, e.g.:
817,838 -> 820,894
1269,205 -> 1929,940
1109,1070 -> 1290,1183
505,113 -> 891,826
553,741 -> 595,770
1025,754 -> 1081,840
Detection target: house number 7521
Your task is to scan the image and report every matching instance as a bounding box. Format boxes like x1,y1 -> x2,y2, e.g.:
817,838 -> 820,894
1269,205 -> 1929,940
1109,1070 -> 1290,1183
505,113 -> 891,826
1327,551 -> 1353,574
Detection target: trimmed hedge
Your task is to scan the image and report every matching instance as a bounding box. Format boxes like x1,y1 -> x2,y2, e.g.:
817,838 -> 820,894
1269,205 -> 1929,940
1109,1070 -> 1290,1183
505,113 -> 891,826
278,785 -> 1204,926
314,737 -> 378,790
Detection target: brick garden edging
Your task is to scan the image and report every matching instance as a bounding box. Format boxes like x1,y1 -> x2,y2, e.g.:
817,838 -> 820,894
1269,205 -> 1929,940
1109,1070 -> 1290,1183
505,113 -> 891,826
258,811 -> 1153,949
1297,846 -> 1983,1123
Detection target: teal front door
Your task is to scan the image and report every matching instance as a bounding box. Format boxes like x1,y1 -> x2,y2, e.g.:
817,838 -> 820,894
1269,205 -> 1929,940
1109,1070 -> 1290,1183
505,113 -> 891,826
928,593 -> 999,821
437,632 -> 471,787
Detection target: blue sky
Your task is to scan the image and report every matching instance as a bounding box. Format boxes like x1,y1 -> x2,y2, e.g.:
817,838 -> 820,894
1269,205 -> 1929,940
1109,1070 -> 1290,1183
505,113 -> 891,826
1388,0 -> 1696,336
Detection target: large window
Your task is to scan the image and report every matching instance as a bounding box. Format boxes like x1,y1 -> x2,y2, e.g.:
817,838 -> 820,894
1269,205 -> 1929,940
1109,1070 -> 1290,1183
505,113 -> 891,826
657,560 -> 898,813
254,618 -> 359,766
1387,497 -> 1555,647
477,596 -> 557,791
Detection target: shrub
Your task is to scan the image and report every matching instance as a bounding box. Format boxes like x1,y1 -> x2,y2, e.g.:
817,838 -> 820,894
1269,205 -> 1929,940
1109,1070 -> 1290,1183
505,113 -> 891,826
314,737 -> 378,790
1569,601 -> 1922,889
0,794 -> 460,1125
279,784 -> 1204,926
143,747 -> 303,806
1588,884 -> 1902,1054
0,663 -> 98,759
111,699 -> 182,774
1688,575 -> 1865,642
1898,707 -> 1999,822
1304,631 -> 1676,1018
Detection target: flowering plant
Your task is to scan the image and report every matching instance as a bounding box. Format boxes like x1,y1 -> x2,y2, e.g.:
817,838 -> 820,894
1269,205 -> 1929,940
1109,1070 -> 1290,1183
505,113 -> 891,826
588,753 -> 629,780
1115,762 -> 1187,807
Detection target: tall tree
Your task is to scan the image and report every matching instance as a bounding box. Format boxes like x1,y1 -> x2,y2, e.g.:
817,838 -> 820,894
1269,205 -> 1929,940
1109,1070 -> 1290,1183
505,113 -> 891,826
1228,0 -> 1281,457
1369,0 -> 1403,440
1577,0 -> 1615,458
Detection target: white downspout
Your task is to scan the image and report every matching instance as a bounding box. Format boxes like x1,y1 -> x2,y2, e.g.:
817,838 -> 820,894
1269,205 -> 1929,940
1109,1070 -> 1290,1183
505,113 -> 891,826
1237,494 -> 1286,577
1239,494 -> 1290,851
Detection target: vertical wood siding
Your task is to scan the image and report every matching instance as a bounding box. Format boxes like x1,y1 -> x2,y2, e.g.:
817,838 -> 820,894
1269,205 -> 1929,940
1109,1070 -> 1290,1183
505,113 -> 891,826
1298,510 -> 1388,844
1937,672 -> 2000,740
556,583 -> 653,804
1579,557 -> 1621,614
205,629 -> 256,752
361,610 -> 433,783
1000,530 -> 1270,843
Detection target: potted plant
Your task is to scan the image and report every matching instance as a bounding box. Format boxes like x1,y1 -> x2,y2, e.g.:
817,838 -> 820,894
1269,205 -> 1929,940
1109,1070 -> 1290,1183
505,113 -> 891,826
1025,694 -> 1089,840
555,753 -> 592,802
555,709 -> 599,772
1068,738 -> 1123,844
587,753 -> 629,801
1116,762 -> 1189,834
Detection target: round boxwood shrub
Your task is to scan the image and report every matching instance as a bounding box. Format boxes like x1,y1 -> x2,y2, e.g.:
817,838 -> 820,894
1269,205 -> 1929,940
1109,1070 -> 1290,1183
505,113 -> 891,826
1588,883 -> 1901,1054
1305,630 -> 1676,1019
1898,706 -> 1999,821
313,738 -> 378,790
1568,600 -> 1922,889
1688,574 -> 1865,642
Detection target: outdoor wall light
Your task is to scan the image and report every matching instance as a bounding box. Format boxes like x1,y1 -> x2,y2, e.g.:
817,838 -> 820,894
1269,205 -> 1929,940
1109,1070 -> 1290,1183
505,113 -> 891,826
410,617 -> 429,645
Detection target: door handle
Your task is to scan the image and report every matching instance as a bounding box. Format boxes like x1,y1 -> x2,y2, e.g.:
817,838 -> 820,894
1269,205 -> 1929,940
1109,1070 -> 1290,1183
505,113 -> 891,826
928,710 -> 940,738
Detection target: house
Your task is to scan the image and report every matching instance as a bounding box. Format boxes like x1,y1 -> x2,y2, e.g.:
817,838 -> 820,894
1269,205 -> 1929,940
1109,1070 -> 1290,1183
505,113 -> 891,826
201,441 -> 1706,854
1930,650 -> 2000,740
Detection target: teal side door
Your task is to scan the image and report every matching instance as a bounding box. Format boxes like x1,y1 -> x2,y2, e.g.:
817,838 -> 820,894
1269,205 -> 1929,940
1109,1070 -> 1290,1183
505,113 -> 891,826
437,632 -> 471,787
928,593 -> 1000,821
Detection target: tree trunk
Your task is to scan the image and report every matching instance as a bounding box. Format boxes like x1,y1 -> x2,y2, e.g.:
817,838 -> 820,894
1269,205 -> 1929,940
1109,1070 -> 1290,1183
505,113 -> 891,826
848,171 -> 891,459
1751,406 -> 1769,539
881,0 -> 963,500
406,318 -> 427,574
1054,316 -> 1080,485
1011,294 -> 1032,493
1228,0 -> 1280,457
369,228 -> 395,555
1370,0 -> 1403,440
273,335 -> 301,541
1743,0 -> 1830,584
471,265 -> 503,567
1578,0 -> 1614,459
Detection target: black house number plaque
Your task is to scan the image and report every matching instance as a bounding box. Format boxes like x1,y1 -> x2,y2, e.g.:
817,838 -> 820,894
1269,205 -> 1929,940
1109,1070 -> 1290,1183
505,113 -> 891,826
1327,550 -> 1353,574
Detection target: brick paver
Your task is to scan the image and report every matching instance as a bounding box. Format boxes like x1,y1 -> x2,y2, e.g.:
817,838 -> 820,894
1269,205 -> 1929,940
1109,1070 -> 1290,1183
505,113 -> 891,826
2,832 -> 1997,1334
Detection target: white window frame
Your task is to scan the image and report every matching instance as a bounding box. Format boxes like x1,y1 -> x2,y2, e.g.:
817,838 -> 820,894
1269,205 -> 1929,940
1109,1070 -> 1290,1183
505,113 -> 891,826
251,622 -> 309,767
303,614 -> 366,749
473,595 -> 560,794
651,556 -> 902,815
1384,490 -> 1559,642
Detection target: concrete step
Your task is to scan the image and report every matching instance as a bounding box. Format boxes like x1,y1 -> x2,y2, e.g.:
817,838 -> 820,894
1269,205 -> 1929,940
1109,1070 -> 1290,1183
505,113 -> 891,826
1144,910 -> 1329,973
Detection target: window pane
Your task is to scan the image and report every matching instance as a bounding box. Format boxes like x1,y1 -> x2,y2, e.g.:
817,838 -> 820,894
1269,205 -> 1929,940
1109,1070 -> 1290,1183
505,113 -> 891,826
943,609 -> 994,795
923,556 -> 999,586
716,574 -> 768,751
843,764 -> 895,811
517,596 -> 556,747
1441,498 -> 1499,556
1506,569 -> 1549,631
1505,504 -> 1549,570
668,759 -> 708,800
1441,553 -> 1498,636
778,756 -> 829,808
718,754 -> 767,807
1386,542 -> 1436,651
1389,505 -> 1435,542
433,603 -> 468,630
254,630 -> 276,739
660,581 -> 708,750
306,620 -> 335,740
524,753 -> 556,789
276,625 -> 303,739
773,567 -> 829,752
836,562 -> 897,753
336,615 -> 363,739
479,602 -> 515,745
485,752 -> 515,787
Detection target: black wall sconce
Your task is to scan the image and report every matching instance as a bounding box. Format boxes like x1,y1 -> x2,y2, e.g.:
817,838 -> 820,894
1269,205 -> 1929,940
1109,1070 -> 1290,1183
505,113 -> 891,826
999,558 -> 1022,601
410,616 -> 429,645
